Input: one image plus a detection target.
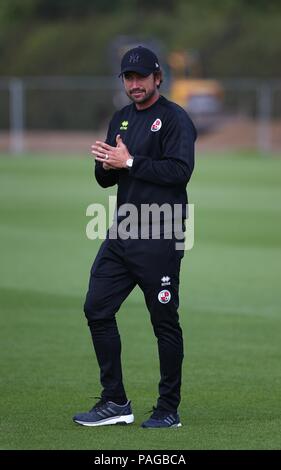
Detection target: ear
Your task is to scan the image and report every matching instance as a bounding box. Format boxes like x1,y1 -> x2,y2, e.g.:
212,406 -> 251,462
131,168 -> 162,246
154,71 -> 162,88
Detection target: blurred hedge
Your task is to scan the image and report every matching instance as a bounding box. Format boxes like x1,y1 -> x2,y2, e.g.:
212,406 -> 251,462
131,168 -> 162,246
0,0 -> 281,78
1,1 -> 281,130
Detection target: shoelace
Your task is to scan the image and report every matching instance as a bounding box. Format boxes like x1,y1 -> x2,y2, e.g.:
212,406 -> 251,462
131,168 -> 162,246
89,396 -> 107,412
147,406 -> 171,420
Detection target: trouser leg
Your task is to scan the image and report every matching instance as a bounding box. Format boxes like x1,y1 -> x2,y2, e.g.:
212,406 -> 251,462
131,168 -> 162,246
127,238 -> 184,413
83,238 -> 136,401
143,283 -> 184,413
87,317 -> 126,402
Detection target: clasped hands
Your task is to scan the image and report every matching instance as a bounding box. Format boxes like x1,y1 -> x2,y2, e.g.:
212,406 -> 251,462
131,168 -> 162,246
92,134 -> 131,170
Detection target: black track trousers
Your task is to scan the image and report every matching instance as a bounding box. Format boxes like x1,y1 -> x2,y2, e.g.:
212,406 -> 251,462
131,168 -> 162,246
84,235 -> 185,413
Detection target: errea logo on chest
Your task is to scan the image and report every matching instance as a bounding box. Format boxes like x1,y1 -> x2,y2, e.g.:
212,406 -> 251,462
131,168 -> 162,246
120,120 -> 129,130
151,118 -> 162,132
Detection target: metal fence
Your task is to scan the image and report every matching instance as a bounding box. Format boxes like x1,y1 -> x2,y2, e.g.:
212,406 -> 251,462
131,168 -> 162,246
0,77 -> 281,154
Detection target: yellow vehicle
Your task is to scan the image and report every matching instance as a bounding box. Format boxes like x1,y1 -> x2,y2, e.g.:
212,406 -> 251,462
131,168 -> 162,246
110,39 -> 223,133
168,50 -> 224,133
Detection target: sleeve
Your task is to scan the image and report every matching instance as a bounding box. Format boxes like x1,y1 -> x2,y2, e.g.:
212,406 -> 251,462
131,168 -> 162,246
130,111 -> 196,187
94,116 -> 119,188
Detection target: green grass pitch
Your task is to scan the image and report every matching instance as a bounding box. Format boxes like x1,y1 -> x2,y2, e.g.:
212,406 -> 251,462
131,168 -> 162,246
0,151 -> 280,450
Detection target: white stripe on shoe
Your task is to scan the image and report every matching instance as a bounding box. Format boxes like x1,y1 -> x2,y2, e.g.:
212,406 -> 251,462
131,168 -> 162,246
74,413 -> 135,427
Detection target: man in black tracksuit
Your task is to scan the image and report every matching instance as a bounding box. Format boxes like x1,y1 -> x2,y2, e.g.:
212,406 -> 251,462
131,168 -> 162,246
73,46 -> 196,428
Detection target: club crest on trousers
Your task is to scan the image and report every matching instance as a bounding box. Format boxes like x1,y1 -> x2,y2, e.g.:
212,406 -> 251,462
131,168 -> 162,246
158,289 -> 171,304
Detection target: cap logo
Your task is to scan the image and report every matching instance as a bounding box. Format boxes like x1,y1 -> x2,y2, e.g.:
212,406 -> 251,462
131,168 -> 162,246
129,53 -> 140,64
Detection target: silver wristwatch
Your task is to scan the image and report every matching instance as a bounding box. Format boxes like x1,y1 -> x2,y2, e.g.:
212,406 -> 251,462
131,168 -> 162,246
126,157 -> 134,169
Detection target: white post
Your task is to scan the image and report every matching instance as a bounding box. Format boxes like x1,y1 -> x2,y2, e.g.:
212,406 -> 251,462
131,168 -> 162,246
257,83 -> 272,155
9,78 -> 24,154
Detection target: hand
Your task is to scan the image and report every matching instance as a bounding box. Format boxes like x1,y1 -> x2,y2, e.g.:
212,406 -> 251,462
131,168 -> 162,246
102,162 -> 116,170
91,134 -> 131,169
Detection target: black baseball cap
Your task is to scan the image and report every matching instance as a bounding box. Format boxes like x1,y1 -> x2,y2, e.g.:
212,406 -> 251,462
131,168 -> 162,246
119,46 -> 160,77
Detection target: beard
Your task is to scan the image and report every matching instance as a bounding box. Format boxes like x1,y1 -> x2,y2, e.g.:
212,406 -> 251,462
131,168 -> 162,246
126,87 -> 156,105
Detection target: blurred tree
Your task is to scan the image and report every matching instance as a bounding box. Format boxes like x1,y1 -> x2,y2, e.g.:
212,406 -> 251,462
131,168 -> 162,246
0,0 -> 178,21
0,0 -> 281,77
0,0 -> 38,22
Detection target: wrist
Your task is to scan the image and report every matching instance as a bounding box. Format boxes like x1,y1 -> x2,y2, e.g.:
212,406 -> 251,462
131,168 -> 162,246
125,156 -> 134,169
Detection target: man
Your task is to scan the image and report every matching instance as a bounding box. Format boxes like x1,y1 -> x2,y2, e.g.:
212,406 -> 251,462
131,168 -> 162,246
73,46 -> 196,428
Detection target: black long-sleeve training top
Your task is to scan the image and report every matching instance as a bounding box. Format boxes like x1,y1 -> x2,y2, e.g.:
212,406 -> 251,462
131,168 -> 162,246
95,95 -> 197,227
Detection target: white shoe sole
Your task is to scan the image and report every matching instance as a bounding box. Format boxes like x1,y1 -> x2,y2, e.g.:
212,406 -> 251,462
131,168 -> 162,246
142,422 -> 182,429
74,413 -> 134,427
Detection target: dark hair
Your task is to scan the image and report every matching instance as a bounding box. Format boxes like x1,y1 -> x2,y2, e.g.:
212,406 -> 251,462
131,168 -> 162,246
154,70 -> 163,89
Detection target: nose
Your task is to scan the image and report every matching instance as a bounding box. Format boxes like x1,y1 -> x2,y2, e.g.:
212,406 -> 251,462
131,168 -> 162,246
131,77 -> 141,88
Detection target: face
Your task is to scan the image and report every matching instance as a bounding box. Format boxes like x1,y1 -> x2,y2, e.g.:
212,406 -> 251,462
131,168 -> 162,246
122,72 -> 160,109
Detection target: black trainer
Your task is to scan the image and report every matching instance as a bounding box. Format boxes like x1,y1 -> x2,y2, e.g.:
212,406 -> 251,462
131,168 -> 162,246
73,398 -> 134,427
141,407 -> 182,428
